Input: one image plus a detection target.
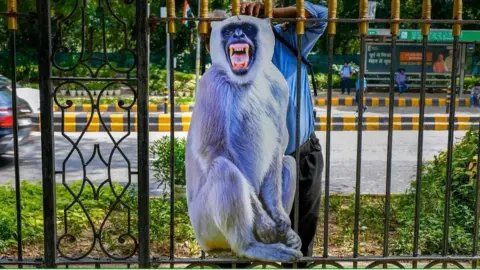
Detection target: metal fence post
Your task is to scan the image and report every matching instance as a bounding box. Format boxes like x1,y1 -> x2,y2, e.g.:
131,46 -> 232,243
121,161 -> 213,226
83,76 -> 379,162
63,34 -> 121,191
323,0 -> 337,262
442,0 -> 462,266
137,0 -> 150,266
353,0 -> 368,267
36,0 -> 57,267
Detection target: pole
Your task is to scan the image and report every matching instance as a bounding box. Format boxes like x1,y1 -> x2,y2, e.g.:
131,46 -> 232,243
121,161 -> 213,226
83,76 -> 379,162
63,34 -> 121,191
194,1 -> 201,94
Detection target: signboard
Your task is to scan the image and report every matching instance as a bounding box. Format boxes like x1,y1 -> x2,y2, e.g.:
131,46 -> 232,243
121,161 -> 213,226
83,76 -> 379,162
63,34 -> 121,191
366,43 -> 456,74
368,29 -> 390,36
368,29 -> 480,42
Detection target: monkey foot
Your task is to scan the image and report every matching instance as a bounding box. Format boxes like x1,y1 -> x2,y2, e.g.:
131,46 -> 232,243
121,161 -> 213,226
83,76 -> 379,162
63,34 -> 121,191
283,229 -> 302,251
241,242 -> 303,263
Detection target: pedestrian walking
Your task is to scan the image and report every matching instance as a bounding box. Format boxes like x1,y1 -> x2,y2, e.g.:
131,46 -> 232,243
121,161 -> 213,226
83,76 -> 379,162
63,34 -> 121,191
355,75 -> 367,113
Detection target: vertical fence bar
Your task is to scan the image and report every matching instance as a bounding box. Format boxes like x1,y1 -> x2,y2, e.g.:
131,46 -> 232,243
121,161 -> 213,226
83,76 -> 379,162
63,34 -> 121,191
7,0 -> 17,30
36,0 -> 56,267
137,0 -> 150,266
383,0 -> 399,262
442,0 -> 462,264
264,0 -> 273,18
413,1 -> 430,268
198,0 -> 208,35
198,0 -> 208,261
294,0 -> 305,267
167,0 -> 176,266
8,7 -> 23,266
7,0 -> 22,265
474,117 -> 480,268
232,0 -> 240,16
353,0 -> 368,267
294,0 -> 305,235
323,0 -> 336,261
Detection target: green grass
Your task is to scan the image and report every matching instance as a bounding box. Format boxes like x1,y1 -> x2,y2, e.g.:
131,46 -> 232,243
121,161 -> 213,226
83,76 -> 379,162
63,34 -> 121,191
0,128 -> 478,260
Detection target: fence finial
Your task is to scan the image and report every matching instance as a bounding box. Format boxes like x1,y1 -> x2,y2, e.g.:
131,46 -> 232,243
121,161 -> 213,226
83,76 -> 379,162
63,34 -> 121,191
452,0 -> 462,37
199,0 -> 209,35
327,0 -> 337,35
358,0 -> 368,35
296,0 -> 305,34
390,0 -> 400,36
7,0 -> 18,30
421,0 -> 431,36
264,0 -> 273,18
167,0 -> 176,33
232,0 -> 240,16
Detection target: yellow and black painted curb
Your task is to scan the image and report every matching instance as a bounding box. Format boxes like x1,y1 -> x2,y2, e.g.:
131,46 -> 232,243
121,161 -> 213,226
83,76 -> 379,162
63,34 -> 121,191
318,115 -> 480,124
314,96 -> 471,107
53,103 -> 195,113
315,122 -> 478,131
31,112 -> 480,132
52,96 -> 473,113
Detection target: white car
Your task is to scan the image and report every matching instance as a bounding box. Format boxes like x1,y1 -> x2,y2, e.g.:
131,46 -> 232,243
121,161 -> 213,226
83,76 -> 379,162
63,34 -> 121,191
0,74 -> 40,113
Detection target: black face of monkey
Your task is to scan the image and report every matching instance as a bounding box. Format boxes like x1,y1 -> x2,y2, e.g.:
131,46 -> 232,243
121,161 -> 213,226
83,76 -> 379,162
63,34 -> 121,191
221,22 -> 258,75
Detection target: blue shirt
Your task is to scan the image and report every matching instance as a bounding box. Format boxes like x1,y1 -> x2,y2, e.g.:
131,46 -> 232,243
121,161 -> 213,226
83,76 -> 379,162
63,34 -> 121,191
356,77 -> 367,90
341,65 -> 352,78
395,72 -> 406,83
271,1 -> 328,155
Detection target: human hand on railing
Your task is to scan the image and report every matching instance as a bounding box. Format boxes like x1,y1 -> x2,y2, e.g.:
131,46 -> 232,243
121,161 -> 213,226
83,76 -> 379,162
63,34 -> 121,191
240,2 -> 264,17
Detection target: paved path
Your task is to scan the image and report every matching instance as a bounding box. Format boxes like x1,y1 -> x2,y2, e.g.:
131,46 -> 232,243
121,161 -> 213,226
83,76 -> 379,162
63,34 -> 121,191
0,130 -> 468,195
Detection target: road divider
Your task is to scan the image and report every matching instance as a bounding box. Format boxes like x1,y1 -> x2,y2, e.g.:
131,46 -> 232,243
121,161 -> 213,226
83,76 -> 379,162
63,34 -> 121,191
31,112 -> 480,132
51,96 -> 473,113
314,96 -> 471,107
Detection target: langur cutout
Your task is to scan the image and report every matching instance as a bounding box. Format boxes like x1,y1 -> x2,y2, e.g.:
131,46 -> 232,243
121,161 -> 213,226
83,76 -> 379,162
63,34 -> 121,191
185,15 -> 302,262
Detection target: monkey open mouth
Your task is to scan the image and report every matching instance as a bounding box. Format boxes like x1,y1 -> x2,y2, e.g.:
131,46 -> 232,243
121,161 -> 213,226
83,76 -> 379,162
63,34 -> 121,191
228,43 -> 254,74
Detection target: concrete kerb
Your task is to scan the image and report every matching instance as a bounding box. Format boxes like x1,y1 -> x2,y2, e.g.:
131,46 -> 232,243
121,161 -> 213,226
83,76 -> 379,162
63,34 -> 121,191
51,96 -> 473,113
31,112 -> 480,132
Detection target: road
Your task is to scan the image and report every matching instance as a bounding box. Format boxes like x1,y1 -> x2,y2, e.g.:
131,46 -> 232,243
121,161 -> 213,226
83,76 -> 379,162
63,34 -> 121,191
0,130 -> 468,195
315,105 -> 480,115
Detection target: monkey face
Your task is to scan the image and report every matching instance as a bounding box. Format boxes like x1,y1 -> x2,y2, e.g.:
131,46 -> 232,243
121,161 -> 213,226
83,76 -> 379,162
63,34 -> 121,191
210,16 -> 274,84
222,23 -> 257,75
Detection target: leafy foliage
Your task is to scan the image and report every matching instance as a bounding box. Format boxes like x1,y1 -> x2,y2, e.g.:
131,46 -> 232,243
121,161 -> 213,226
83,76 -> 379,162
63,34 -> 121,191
389,128 -> 479,255
150,136 -> 188,190
0,180 -> 196,257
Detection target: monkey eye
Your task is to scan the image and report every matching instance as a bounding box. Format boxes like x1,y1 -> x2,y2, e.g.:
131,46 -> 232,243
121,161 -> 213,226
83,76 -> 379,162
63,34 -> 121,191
241,23 -> 257,37
221,25 -> 237,38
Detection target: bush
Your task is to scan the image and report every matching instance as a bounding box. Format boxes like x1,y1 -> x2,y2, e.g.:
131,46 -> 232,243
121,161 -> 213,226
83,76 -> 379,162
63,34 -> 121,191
390,127 -> 479,255
313,73 -> 341,91
464,76 -> 480,91
150,136 -> 187,189
0,180 -> 196,257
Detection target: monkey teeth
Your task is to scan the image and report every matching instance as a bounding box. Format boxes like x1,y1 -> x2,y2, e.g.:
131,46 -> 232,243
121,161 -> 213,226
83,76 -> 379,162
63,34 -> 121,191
229,43 -> 250,69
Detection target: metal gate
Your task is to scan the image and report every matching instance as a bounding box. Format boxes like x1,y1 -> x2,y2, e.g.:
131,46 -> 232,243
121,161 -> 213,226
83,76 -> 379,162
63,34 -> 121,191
1,0 -> 480,268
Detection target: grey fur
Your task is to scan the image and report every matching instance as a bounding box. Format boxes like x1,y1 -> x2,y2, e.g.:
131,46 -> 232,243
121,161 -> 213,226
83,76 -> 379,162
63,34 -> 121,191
185,15 -> 301,262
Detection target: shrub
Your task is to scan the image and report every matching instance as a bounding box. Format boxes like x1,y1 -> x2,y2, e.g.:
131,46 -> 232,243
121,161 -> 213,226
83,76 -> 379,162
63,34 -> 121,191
390,127 -> 479,255
0,180 -> 196,257
464,76 -> 480,91
313,73 -> 341,91
150,136 -> 187,190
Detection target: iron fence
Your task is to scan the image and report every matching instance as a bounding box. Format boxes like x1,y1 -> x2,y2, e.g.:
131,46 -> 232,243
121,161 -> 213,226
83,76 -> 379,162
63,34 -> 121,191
1,0 -> 480,268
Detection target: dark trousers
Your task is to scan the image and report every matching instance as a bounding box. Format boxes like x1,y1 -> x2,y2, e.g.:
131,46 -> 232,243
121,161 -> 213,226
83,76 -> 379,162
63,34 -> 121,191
355,89 -> 367,110
282,132 -> 324,268
217,133 -> 324,269
341,77 -> 351,94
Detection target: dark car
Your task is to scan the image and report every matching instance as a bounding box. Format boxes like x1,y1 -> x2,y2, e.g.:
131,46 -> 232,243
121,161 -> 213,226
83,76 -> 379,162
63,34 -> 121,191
0,88 -> 34,156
